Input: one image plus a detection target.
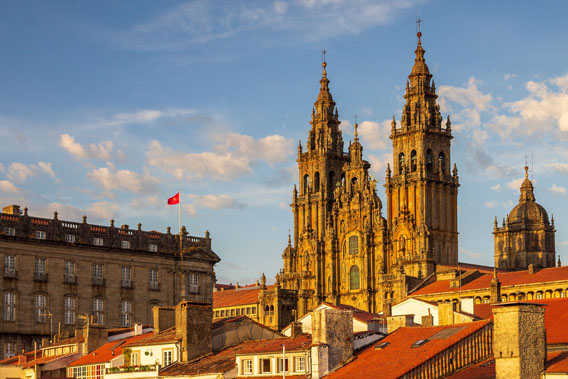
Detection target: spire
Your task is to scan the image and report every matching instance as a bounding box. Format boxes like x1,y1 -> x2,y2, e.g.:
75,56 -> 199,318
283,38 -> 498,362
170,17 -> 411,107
519,165 -> 536,202
317,60 -> 333,104
411,31 -> 430,76
354,122 -> 359,141
288,229 -> 292,247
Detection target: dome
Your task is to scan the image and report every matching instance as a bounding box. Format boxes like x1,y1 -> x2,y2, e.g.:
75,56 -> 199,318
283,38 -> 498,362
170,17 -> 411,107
507,166 -> 550,225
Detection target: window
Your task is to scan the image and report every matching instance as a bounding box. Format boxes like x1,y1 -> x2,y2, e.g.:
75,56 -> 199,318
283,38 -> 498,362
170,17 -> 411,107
220,310 -> 225,317
93,263 -> 104,286
314,172 -> 320,192
277,358 -> 289,373
261,358 -> 272,373
411,150 -> 417,172
121,301 -> 132,327
148,244 -> 158,252
4,342 -> 16,359
149,268 -> 159,289
131,351 -> 140,366
439,152 -> 446,174
243,359 -> 253,374
252,306 -> 256,314
4,227 -> 15,236
64,261 -> 76,283
35,294 -> 47,322
93,299 -> 104,325
536,292 -> 543,299
122,267 -> 132,288
121,240 -> 131,249
303,174 -> 310,194
350,265 -> 360,290
295,356 -> 305,372
189,273 -> 199,293
35,230 -> 46,240
348,235 -> 358,255
398,152 -> 405,174
64,296 -> 76,325
64,234 -> 76,243
426,149 -> 433,171
163,349 -> 173,366
35,258 -> 47,281
4,255 -> 16,277
3,292 -> 15,321
93,237 -> 104,246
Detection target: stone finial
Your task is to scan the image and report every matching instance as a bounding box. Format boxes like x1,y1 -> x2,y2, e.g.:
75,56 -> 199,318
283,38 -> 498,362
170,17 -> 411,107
391,115 -> 396,133
166,226 -> 171,234
23,207 -> 28,216
353,122 -> 358,140
137,223 -> 142,231
53,211 -> 58,220
558,256 -> 562,267
288,230 -> 291,247
82,215 -> 87,224
205,230 -> 210,239
297,140 -> 302,156
446,115 -> 452,130
260,273 -> 266,288
386,163 -> 391,178
110,219 -> 115,227
494,216 -> 498,229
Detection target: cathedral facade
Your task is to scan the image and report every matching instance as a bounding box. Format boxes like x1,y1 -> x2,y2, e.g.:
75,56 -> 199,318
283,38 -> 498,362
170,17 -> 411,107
281,32 -> 460,317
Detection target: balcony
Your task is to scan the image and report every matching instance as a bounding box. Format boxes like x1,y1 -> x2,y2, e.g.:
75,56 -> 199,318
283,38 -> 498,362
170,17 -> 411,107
149,281 -> 159,290
3,268 -> 17,279
64,274 -> 77,284
121,279 -> 133,289
92,277 -> 105,287
34,272 -> 48,282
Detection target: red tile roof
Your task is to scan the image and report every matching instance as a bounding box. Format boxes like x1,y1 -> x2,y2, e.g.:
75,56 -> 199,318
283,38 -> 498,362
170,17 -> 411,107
68,332 -> 152,367
21,353 -> 77,369
326,320 -> 491,379
439,263 -> 504,274
124,327 -> 179,347
235,334 -> 312,355
449,358 -> 496,378
213,285 -> 274,308
473,298 -> 568,345
412,266 -> 568,296
546,351 -> 568,373
160,343 -> 244,376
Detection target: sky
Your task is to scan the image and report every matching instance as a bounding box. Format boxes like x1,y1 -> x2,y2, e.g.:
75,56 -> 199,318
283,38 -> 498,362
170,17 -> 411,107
1,0 -> 568,284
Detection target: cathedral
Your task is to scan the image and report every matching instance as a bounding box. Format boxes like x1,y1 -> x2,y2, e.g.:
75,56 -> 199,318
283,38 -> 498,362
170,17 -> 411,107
281,31 -> 460,316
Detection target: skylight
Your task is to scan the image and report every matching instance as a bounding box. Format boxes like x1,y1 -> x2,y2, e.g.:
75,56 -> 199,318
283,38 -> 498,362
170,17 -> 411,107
411,339 -> 428,348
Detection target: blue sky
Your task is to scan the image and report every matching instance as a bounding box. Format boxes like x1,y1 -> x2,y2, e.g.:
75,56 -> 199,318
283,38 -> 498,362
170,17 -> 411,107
1,0 -> 568,284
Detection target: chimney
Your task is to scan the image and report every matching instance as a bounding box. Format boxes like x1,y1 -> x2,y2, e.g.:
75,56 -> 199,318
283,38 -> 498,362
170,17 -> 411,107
438,302 -> 456,325
528,264 -> 535,275
2,205 -> 21,215
153,306 -> 175,334
386,314 -> 414,333
134,323 -> 143,336
311,308 -> 353,378
175,301 -> 212,362
290,321 -> 303,338
492,303 -> 546,379
421,312 -> 434,327
84,324 -> 108,354
490,268 -> 501,304
382,302 -> 392,317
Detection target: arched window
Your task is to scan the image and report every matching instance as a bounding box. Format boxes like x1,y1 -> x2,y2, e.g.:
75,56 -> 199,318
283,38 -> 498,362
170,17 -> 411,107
398,153 -> 405,174
121,300 -> 132,327
328,171 -> 335,191
426,149 -> 433,172
411,150 -> 417,172
314,172 -> 320,192
349,235 -> 359,255
439,152 -> 446,174
350,266 -> 360,290
303,174 -> 310,194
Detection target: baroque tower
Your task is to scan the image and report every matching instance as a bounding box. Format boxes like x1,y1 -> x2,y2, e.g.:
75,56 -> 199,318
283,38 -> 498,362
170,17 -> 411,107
385,31 -> 459,278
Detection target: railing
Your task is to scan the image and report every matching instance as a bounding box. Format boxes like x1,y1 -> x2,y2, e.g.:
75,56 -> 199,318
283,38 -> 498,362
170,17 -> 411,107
1,214 -> 18,221
93,277 -> 105,286
121,279 -> 133,289
4,268 -> 16,278
34,272 -> 48,282
149,281 -> 159,290
90,226 -> 106,233
64,274 -> 77,284
106,365 -> 157,374
62,222 -> 79,229
32,219 -> 49,226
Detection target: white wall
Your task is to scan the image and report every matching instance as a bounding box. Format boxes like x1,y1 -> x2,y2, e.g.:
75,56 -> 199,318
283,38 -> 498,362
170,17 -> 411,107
392,299 -> 438,325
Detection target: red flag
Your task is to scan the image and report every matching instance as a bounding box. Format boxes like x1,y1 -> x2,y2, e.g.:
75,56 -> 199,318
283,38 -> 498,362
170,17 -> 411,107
167,192 -> 180,205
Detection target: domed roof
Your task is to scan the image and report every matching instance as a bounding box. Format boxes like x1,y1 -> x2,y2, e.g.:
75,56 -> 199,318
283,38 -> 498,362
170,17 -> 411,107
411,32 -> 431,76
507,166 -> 549,225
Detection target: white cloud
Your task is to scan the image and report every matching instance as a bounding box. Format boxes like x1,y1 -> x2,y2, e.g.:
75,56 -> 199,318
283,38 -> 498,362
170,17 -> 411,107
4,162 -> 56,183
357,120 -> 391,150
87,167 -> 159,195
504,73 -> 517,80
86,201 -> 120,221
0,180 -> 19,193
147,132 -> 292,181
438,77 -> 493,131
484,200 -> 499,208
37,162 -> 55,179
491,184 -> 502,192
549,184 -> 566,196
188,194 -> 246,209
183,204 -> 197,217
59,134 -> 113,161
460,247 -> 481,259
368,152 -> 392,177
548,163 -> 568,174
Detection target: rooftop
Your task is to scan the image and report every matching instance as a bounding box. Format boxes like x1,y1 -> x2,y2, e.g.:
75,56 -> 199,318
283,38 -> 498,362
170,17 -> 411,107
213,285 -> 274,308
68,332 -> 152,367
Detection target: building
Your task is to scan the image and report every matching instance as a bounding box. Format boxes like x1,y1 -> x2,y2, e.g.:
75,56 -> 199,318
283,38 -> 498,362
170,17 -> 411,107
281,31 -> 466,317
0,204 -> 220,359
493,166 -> 556,270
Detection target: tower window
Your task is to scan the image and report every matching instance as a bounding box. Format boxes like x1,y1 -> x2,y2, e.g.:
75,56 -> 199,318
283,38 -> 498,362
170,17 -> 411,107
426,149 -> 433,171
350,266 -> 360,290
349,235 -> 359,255
439,152 -> 446,174
398,153 -> 405,175
314,172 -> 320,192
303,174 -> 310,194
411,150 -> 417,172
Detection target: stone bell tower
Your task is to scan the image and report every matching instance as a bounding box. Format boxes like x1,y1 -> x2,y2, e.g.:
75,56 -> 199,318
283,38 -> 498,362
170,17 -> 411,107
385,31 -> 459,278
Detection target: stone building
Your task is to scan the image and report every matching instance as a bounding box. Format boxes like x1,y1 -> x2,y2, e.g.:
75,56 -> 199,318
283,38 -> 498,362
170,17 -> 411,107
493,166 -> 556,270
0,204 -> 220,359
281,32 -> 460,317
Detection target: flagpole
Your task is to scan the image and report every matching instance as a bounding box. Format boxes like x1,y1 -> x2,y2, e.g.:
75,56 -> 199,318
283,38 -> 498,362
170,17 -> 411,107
179,189 -> 182,255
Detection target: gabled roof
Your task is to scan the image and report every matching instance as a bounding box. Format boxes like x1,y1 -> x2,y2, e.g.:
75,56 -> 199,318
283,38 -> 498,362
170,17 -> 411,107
68,332 -> 152,367
326,320 -> 491,379
235,334 -> 312,355
449,358 -> 496,378
318,302 -> 382,324
473,298 -> 568,345
412,266 -> 568,296
213,285 -> 274,308
124,327 -> 179,347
